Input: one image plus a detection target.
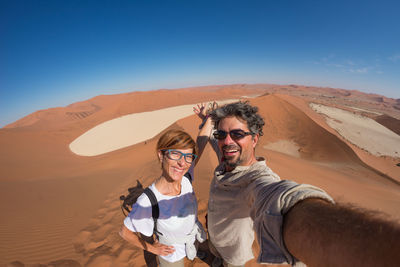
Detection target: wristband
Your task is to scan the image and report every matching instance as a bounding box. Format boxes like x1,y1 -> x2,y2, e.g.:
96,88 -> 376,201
198,115 -> 210,129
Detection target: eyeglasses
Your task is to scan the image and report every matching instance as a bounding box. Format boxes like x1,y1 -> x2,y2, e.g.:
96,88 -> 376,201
161,149 -> 198,163
213,129 -> 253,140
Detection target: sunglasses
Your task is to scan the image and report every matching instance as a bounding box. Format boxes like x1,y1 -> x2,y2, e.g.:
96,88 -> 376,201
213,129 -> 253,140
161,149 -> 198,163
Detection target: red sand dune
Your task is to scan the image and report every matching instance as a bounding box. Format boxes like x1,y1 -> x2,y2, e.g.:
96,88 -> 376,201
375,114 -> 400,135
0,84 -> 399,266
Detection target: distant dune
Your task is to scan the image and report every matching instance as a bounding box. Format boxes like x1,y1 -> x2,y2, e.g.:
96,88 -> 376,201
310,103 -> 400,158
375,114 -> 400,135
1,84 -> 399,266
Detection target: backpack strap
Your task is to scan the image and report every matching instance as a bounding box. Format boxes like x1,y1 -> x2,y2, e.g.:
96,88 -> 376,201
143,187 -> 162,236
184,172 -> 192,184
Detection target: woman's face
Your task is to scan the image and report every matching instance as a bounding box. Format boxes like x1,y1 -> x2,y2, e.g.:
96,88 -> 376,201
158,148 -> 193,181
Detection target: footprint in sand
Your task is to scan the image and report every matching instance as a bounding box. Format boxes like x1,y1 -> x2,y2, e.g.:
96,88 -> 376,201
72,185 -> 145,266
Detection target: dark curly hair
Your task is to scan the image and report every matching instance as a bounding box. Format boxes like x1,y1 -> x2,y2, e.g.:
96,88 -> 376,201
210,101 -> 265,136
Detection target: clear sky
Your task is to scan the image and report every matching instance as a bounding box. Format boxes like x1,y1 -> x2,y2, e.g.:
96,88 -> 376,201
1,0 -> 399,127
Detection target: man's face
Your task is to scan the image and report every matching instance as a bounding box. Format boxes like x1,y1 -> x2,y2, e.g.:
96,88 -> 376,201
217,116 -> 259,171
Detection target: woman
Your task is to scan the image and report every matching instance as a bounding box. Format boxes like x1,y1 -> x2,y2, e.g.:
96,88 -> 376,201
120,129 -> 205,267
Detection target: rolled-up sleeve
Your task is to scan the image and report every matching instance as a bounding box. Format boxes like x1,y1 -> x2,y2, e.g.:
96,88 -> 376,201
252,180 -> 334,265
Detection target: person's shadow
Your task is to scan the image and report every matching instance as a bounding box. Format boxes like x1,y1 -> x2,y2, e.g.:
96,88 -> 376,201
141,234 -> 158,267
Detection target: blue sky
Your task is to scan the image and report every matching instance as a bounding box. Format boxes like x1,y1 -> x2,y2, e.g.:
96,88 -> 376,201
1,0 -> 399,127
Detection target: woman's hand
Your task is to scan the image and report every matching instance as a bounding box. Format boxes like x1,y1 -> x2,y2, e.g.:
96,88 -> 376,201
119,226 -> 174,256
149,240 -> 175,256
193,101 -> 218,120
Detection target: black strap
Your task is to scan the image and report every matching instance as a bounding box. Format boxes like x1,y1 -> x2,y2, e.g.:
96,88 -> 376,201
184,171 -> 192,184
143,187 -> 160,236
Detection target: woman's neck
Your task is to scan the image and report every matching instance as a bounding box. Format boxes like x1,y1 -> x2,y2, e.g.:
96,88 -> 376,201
155,175 -> 182,196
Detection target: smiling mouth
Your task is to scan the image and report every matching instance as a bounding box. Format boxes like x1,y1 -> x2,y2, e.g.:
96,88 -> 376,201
222,146 -> 240,157
172,167 -> 184,173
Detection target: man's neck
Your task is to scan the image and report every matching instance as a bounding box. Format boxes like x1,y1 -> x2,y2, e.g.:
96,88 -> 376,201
224,157 -> 259,172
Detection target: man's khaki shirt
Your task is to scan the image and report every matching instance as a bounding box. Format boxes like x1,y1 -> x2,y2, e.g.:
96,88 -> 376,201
208,160 -> 333,265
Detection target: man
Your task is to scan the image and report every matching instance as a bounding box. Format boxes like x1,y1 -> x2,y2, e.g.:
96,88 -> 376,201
194,101 -> 400,267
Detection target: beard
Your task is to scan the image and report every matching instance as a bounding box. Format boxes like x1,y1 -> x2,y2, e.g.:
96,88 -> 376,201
221,144 -> 242,170
225,158 -> 242,169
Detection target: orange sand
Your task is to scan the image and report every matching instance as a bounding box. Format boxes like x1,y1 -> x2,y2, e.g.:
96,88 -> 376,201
1,84 -> 399,266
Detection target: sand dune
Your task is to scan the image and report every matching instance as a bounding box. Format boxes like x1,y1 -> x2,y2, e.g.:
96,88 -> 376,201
310,103 -> 400,158
1,85 -> 400,266
253,95 -> 364,164
375,114 -> 400,135
263,140 -> 301,158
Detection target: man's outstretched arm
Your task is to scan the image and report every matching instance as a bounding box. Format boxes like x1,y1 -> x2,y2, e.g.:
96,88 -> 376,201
283,198 -> 400,267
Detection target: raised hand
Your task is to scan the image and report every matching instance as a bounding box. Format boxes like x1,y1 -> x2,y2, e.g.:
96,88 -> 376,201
193,103 -> 207,120
193,101 -> 218,120
210,101 -> 218,112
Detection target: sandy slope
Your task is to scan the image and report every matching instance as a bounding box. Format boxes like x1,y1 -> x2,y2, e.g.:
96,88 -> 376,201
1,85 -> 400,266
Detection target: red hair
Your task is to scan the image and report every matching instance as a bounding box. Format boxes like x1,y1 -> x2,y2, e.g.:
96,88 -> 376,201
156,129 -> 197,155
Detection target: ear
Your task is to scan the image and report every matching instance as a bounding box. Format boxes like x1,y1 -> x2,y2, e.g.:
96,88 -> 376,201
158,150 -> 163,162
252,134 -> 259,148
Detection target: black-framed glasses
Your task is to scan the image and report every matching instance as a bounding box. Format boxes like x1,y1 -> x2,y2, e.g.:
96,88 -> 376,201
213,129 -> 253,140
161,149 -> 198,163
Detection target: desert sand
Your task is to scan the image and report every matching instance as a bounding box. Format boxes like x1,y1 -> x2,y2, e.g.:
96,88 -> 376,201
1,84 -> 399,266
